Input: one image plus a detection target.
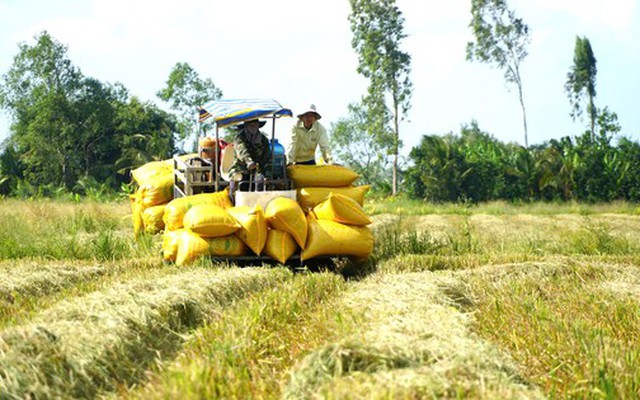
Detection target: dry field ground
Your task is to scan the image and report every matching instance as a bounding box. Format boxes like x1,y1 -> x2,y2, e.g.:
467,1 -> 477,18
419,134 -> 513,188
1,198 -> 639,399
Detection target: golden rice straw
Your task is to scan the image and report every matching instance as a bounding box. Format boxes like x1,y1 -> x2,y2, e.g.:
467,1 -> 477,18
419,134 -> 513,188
0,267 -> 290,399
285,271 -> 544,399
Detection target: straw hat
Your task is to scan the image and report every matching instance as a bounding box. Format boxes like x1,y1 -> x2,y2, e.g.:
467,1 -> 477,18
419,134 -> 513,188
236,119 -> 266,130
296,104 -> 322,119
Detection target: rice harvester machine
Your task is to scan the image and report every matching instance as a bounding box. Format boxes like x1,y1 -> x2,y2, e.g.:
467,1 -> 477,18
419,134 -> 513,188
173,98 -> 295,207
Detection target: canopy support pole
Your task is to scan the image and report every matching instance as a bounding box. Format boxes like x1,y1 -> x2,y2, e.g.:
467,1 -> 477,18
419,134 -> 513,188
270,115 -> 276,180
215,125 -> 220,192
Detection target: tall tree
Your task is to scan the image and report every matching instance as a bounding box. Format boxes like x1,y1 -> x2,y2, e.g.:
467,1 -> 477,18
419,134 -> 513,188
0,31 -> 84,189
114,96 -> 178,175
565,36 -> 597,138
467,0 -> 531,147
156,62 -> 222,150
348,0 -> 412,195
331,101 -> 390,193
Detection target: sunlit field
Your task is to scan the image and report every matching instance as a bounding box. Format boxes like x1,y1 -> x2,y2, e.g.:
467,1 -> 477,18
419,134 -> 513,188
1,198 -> 639,398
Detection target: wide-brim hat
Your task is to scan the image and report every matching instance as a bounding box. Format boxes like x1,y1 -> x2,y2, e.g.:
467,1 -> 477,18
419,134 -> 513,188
297,104 -> 322,120
236,119 -> 266,130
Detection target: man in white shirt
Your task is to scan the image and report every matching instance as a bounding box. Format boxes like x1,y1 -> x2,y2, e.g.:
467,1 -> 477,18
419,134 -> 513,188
287,104 -> 333,165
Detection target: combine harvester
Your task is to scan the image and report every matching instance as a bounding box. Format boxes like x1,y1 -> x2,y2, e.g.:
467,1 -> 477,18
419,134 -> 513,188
133,98 -> 374,268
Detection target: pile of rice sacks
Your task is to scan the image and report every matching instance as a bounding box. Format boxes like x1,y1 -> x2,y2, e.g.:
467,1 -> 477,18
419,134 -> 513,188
131,160 -> 373,266
129,158 -> 177,236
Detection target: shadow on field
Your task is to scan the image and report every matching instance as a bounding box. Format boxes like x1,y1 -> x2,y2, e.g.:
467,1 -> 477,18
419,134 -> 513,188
209,254 -> 376,281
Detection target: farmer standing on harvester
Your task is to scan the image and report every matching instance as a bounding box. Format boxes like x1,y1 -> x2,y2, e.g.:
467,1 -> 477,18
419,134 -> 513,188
287,104 -> 333,165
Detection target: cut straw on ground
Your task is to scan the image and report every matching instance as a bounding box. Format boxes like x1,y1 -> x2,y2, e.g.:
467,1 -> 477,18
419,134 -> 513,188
284,271 -> 545,399
0,260 -> 107,299
0,258 -> 177,328
0,267 -> 290,399
127,272 -> 348,399
377,253 -> 640,274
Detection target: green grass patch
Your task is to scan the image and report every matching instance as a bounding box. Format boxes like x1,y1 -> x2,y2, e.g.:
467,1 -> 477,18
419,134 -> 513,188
0,199 -> 148,261
2,198 -> 640,397
365,198 -> 639,216
369,217 -> 444,263
462,262 -> 640,398
370,213 -> 640,264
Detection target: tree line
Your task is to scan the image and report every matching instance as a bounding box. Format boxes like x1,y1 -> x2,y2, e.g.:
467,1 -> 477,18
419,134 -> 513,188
333,0 -> 636,203
0,32 -> 221,197
330,106 -> 638,203
0,1 -> 636,203
404,119 -> 640,203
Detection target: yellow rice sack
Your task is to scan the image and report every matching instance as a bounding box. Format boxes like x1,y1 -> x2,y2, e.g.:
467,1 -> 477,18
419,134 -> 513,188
227,205 -> 268,255
173,230 -> 247,265
129,191 -> 145,237
301,215 -> 374,261
264,229 -> 298,264
131,160 -> 173,186
142,203 -> 166,234
297,185 -> 371,211
131,154 -> 195,185
312,193 -> 372,226
163,189 -> 233,231
162,228 -> 185,262
183,204 -> 240,237
287,164 -> 359,188
138,173 -> 174,207
175,230 -> 210,266
208,235 -> 247,257
265,197 -> 308,248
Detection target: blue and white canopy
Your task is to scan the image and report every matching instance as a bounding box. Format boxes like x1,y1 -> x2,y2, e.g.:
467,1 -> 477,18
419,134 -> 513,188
198,98 -> 292,127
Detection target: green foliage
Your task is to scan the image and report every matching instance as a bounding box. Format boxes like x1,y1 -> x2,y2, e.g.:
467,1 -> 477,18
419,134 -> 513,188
405,133 -> 465,201
616,137 -> 640,200
0,140 -> 23,195
0,32 -> 176,197
406,122 -> 508,202
467,0 -> 531,146
405,117 -> 637,203
113,96 -> 177,176
156,62 -> 223,149
566,36 -> 597,136
1,32 -> 82,189
330,101 -> 391,194
348,0 -> 412,194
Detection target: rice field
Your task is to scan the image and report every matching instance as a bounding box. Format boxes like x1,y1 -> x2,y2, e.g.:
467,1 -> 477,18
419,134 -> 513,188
1,198 -> 640,399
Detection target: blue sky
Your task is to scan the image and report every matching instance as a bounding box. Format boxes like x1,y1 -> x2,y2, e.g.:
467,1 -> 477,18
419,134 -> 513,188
1,0 -> 638,156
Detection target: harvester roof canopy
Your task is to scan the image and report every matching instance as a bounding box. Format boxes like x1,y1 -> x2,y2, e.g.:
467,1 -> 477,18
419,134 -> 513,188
198,98 -> 292,128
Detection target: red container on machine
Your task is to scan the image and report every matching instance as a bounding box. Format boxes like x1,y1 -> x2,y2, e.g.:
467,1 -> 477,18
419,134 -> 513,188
198,137 -> 228,167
